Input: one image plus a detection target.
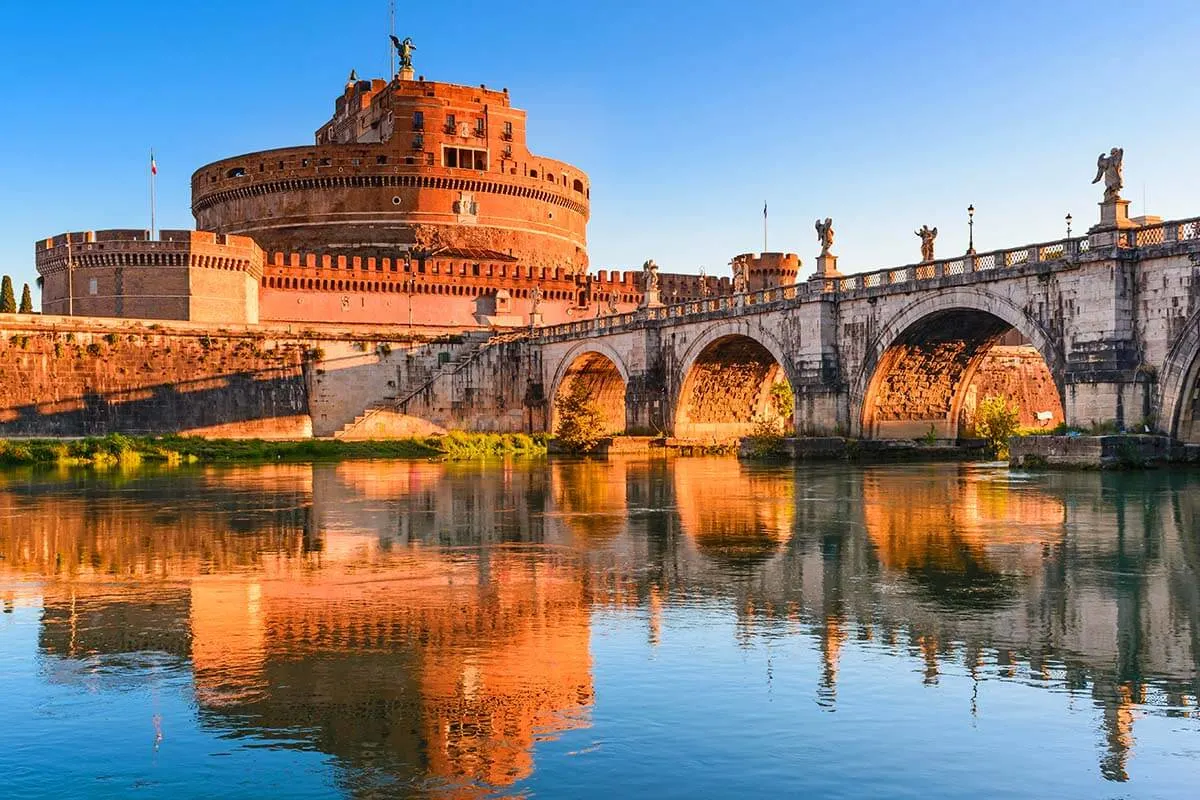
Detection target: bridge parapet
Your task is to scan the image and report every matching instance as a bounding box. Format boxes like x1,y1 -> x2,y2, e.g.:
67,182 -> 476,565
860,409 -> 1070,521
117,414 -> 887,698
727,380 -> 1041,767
835,235 -> 1091,293
535,215 -> 1200,341
536,283 -> 813,342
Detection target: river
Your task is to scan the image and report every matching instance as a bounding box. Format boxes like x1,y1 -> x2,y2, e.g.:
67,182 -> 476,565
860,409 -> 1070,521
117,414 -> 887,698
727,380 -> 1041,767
1,459 -> 1198,798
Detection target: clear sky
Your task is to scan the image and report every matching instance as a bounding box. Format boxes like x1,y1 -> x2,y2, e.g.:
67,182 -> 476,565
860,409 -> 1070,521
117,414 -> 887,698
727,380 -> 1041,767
1,0 -> 1198,295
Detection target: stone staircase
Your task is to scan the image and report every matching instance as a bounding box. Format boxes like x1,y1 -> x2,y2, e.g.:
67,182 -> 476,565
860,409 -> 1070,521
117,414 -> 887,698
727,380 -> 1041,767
333,330 -> 528,439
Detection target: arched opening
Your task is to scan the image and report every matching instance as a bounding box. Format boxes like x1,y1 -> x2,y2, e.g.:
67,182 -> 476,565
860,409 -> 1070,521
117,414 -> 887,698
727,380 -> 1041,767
550,351 -> 627,436
674,334 -> 794,441
862,309 -> 1064,440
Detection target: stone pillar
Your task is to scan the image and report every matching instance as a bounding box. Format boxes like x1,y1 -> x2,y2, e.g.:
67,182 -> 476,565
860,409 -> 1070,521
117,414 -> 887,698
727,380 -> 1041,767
792,297 -> 847,435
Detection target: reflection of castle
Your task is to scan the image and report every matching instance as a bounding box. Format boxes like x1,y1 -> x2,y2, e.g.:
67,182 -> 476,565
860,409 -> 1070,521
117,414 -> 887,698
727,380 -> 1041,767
0,465 -> 592,797
4,463 -> 1200,786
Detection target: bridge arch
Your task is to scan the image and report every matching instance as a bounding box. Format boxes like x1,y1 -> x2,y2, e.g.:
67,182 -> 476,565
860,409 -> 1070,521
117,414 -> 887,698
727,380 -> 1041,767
1157,308 -> 1200,442
673,321 -> 798,441
856,289 -> 1065,440
547,341 -> 630,435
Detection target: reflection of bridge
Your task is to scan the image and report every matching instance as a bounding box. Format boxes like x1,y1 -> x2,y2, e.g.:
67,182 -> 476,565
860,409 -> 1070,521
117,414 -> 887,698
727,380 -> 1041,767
533,216 -> 1200,441
3,461 -> 1199,787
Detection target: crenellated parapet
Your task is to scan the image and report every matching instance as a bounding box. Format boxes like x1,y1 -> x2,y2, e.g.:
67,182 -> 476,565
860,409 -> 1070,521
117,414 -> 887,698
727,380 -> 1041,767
35,230 -> 265,324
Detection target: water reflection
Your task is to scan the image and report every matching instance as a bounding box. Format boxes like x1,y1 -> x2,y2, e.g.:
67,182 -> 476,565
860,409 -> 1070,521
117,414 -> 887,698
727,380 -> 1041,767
1,461 -> 1199,795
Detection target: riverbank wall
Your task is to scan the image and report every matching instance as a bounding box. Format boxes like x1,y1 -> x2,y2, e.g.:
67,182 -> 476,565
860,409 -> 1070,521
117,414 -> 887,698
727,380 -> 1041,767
0,314 -> 491,439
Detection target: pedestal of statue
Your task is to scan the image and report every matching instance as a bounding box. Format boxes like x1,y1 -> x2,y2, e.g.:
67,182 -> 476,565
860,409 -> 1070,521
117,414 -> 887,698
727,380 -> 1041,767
1089,198 -> 1139,248
398,67 -> 415,81
810,253 -> 842,278
529,312 -> 543,328
641,289 -> 663,308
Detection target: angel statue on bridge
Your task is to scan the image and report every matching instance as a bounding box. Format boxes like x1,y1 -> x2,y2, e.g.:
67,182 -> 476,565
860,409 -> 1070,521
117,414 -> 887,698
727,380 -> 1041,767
915,225 -> 938,263
642,259 -> 660,293
815,218 -> 834,256
1092,147 -> 1124,201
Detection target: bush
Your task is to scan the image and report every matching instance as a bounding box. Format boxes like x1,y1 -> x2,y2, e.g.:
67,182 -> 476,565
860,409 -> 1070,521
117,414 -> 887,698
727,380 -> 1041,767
769,382 -> 794,420
742,414 -> 789,459
554,382 -> 609,454
975,395 -> 1021,458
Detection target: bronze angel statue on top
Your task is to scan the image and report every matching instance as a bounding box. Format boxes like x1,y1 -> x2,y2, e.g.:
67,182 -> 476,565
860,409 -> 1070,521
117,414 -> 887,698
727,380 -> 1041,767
390,35 -> 416,69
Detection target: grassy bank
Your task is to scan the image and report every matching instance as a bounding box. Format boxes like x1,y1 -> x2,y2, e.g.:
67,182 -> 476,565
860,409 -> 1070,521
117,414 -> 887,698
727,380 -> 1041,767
0,432 -> 547,467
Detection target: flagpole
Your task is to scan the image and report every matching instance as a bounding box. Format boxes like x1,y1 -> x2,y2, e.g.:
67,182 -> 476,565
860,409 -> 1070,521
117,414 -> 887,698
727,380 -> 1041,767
150,149 -> 157,240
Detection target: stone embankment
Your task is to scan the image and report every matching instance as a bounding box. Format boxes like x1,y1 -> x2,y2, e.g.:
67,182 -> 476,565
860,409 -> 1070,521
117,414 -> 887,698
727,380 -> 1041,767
0,314 -> 482,439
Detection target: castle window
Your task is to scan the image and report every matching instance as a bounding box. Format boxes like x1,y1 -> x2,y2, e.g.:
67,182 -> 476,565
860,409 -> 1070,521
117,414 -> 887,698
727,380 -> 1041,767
573,179 -> 584,193
444,113 -> 456,133
413,111 -> 424,130
88,278 -> 98,295
502,121 -> 513,141
529,170 -> 538,179
474,118 -> 485,136
226,167 -> 246,178
319,157 -> 331,166
405,156 -> 414,165
301,159 -> 310,167
377,155 -> 388,164
412,134 -> 424,150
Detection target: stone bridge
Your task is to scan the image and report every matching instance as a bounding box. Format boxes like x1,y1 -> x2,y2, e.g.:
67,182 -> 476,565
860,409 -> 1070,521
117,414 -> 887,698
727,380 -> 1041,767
532,216 -> 1200,442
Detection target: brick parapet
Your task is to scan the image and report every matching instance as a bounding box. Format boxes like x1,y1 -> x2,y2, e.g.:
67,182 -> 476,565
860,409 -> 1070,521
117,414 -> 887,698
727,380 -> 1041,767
36,230 -> 264,279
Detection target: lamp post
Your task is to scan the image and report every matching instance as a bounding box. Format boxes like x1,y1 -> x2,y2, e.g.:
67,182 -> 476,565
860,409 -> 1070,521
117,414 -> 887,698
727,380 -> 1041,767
967,204 -> 976,255
1066,213 -> 1073,239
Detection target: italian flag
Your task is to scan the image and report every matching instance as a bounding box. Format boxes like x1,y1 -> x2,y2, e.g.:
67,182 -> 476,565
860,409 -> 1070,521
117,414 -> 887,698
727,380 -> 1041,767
150,151 -> 157,175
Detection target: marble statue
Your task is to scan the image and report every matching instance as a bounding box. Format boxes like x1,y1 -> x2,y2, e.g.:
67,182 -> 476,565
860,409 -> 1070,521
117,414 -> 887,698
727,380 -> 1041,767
642,259 -> 660,293
1092,147 -> 1124,201
731,257 -> 749,294
915,225 -> 938,262
815,217 -> 835,256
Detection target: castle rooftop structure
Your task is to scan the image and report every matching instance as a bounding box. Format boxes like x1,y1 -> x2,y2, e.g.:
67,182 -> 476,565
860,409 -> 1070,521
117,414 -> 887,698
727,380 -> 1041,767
191,70 -> 590,274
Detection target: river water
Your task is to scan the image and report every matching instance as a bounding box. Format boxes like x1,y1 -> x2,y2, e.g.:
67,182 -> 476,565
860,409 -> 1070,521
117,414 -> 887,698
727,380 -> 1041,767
1,459 -> 1198,798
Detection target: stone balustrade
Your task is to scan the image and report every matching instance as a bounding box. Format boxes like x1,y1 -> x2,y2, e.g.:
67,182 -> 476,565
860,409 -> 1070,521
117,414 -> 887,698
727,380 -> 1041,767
537,215 -> 1200,342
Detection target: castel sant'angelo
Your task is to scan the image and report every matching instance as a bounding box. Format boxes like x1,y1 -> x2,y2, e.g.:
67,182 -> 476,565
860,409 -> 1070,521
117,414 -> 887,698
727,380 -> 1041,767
34,40 -> 800,329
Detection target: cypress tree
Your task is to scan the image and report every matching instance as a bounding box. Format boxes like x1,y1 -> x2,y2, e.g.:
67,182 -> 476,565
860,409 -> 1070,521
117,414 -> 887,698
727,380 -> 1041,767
0,276 -> 15,313
19,283 -> 33,313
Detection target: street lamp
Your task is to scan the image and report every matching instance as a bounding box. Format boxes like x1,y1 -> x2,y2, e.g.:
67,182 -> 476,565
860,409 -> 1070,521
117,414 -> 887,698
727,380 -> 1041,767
967,204 -> 976,255
1066,213 -> 1073,238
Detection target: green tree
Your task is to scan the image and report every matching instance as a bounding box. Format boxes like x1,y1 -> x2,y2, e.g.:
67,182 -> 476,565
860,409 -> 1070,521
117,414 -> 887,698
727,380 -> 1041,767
975,395 -> 1021,458
18,283 -> 32,314
554,381 -> 609,454
0,276 -> 14,313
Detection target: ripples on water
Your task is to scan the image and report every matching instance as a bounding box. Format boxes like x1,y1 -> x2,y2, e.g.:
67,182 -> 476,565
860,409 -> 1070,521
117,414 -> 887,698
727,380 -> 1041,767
1,459 -> 1199,798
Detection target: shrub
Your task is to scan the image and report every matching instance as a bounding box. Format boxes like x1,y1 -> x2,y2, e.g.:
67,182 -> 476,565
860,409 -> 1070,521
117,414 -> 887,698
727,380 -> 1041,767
975,395 -> 1021,458
742,414 -> 789,459
769,382 -> 794,420
554,382 -> 608,454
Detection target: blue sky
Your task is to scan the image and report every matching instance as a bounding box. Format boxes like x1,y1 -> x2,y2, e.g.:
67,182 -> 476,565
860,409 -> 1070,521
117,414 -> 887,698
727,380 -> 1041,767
1,0 -> 1198,294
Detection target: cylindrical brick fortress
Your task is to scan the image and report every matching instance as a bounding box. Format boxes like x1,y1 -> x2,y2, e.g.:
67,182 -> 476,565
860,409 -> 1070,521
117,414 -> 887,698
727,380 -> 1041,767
192,76 -> 589,272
